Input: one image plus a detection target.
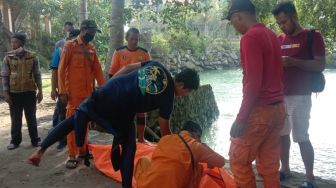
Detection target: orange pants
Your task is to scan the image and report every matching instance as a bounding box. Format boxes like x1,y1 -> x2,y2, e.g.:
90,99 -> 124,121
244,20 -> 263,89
229,103 -> 285,188
66,107 -> 88,158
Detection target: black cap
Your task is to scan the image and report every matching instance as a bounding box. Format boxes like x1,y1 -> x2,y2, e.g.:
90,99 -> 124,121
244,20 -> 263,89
12,32 -> 27,44
224,0 -> 256,20
80,19 -> 101,33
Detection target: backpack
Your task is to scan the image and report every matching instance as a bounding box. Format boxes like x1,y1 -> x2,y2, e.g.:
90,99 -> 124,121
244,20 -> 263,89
307,29 -> 325,93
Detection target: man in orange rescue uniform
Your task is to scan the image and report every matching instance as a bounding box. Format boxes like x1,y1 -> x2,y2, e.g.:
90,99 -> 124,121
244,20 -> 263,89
108,27 -> 150,143
225,0 -> 285,187
135,121 -> 225,188
58,19 -> 105,169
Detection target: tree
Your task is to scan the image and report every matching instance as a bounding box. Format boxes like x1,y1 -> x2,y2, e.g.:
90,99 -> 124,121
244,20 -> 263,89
105,0 -> 125,75
80,0 -> 88,23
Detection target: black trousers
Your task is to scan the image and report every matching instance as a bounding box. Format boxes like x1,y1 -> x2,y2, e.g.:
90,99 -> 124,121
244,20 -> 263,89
41,109 -> 136,188
9,91 -> 40,145
51,99 -> 67,145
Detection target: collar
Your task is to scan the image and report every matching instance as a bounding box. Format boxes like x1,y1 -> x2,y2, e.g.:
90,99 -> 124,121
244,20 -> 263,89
76,36 -> 85,45
249,23 -> 265,30
126,46 -> 139,52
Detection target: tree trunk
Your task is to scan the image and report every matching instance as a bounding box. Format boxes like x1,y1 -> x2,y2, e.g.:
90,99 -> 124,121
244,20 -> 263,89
44,16 -> 51,35
8,0 -> 22,32
1,0 -> 11,31
79,0 -> 88,23
104,0 -> 125,76
0,21 -> 11,97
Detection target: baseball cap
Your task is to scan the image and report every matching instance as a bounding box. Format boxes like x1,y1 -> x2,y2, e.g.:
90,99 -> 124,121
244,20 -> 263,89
80,19 -> 101,33
12,32 -> 27,44
224,0 -> 256,20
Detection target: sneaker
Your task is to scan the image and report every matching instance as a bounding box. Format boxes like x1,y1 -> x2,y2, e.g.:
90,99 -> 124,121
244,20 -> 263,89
7,143 -> 19,150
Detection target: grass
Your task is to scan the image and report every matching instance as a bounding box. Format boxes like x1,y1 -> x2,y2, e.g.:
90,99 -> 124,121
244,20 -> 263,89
42,78 -> 52,93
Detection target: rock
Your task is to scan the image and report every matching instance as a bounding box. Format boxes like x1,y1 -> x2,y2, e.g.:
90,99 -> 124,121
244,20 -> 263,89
147,84 -> 219,136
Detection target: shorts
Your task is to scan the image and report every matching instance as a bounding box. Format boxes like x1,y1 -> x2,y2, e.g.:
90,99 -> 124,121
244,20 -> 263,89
280,95 -> 311,143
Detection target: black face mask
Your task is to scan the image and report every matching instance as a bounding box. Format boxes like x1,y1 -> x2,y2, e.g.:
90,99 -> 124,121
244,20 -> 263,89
83,33 -> 95,42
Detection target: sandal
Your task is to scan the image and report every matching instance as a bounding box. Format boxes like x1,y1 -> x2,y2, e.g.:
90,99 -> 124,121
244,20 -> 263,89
299,181 -> 318,188
78,153 -> 91,167
65,159 -> 79,169
279,171 -> 292,181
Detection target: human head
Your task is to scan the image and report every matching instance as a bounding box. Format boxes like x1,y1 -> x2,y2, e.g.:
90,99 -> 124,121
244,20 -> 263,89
11,32 -> 27,50
67,29 -> 80,40
80,19 -> 101,43
126,28 -> 140,50
181,121 -> 203,141
225,0 -> 256,34
63,21 -> 74,35
272,1 -> 299,35
174,68 -> 200,97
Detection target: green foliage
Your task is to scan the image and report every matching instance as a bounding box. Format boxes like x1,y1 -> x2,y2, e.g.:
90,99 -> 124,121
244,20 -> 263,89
168,30 -> 207,58
252,0 -> 336,51
295,0 -> 336,51
88,0 -> 113,65
151,33 -> 170,55
6,0 -> 336,67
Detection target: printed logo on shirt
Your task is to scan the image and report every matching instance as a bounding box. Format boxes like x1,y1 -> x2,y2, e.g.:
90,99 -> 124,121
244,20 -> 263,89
138,55 -> 144,61
138,66 -> 168,96
281,43 -> 300,49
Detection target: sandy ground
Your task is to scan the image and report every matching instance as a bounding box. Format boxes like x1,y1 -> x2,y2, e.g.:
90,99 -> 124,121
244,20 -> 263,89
0,96 -> 121,188
0,95 -> 335,188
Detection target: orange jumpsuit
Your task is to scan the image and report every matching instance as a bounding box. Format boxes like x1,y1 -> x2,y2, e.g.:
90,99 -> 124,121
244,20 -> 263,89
135,131 -> 225,188
58,36 -> 105,158
108,46 -> 150,76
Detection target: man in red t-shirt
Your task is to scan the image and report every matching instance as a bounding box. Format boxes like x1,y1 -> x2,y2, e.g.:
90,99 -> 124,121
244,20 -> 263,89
272,2 -> 325,188
225,0 -> 285,187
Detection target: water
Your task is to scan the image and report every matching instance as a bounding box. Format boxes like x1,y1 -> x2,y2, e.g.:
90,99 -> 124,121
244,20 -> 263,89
200,69 -> 336,181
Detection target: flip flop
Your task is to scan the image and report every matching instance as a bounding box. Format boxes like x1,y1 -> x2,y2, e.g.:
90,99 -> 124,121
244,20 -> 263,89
65,159 -> 79,169
299,181 -> 318,188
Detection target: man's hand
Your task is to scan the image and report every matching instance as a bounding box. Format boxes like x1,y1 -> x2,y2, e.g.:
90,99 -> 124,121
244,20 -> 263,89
282,56 -> 296,68
37,91 -> 43,103
159,117 -> 171,137
59,94 -> 68,105
230,121 -> 246,138
50,90 -> 58,101
3,92 -> 12,105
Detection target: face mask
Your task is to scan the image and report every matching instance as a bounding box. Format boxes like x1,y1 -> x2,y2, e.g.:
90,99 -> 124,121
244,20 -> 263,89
13,46 -> 24,54
82,33 -> 94,42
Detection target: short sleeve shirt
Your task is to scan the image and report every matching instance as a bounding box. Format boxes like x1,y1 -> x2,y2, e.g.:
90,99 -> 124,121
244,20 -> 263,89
278,29 -> 325,95
92,61 -> 174,120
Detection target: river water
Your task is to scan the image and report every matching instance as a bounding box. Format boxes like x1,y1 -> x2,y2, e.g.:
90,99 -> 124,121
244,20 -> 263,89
200,69 -> 336,181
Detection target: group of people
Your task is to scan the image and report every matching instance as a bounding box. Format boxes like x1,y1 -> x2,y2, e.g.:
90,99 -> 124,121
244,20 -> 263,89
225,1 -> 325,188
1,0 -> 325,188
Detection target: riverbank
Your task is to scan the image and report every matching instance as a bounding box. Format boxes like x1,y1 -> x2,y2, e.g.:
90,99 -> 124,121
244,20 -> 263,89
0,95 -> 335,188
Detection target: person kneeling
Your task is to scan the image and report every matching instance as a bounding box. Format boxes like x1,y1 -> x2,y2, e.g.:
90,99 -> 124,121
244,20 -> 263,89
135,121 -> 225,188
